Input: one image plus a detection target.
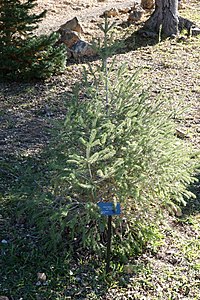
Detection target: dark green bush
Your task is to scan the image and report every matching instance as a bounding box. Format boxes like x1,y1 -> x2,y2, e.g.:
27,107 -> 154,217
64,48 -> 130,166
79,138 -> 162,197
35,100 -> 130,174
0,0 -> 66,80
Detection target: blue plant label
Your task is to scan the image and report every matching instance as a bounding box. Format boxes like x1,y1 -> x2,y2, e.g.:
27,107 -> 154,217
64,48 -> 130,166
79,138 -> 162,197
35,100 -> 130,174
97,202 -> 121,216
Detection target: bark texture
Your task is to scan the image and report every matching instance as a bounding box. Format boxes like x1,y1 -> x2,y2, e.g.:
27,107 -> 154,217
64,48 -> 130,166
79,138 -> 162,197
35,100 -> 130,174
142,0 -> 179,37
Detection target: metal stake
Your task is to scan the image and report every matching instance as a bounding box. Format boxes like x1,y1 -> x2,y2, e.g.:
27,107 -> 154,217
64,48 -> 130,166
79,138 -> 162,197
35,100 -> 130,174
106,215 -> 112,274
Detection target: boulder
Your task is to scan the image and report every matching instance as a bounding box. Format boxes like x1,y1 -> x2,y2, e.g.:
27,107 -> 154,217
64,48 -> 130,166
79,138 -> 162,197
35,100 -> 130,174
59,17 -> 84,34
71,40 -> 97,59
59,29 -> 80,48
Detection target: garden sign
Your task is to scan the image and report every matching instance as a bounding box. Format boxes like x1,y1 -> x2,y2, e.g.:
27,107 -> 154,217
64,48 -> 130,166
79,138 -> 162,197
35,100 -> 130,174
97,202 -> 121,273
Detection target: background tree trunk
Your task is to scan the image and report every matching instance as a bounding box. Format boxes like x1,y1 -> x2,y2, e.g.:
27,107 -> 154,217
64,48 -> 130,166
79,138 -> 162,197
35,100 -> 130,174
142,0 -> 179,37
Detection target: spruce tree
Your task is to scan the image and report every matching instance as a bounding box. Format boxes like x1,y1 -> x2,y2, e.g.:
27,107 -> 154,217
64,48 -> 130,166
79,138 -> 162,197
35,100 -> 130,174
44,19 -> 198,258
0,0 -> 66,81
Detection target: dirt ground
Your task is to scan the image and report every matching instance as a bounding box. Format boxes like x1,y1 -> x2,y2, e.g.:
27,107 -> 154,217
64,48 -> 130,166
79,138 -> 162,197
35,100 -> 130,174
34,0 -> 141,34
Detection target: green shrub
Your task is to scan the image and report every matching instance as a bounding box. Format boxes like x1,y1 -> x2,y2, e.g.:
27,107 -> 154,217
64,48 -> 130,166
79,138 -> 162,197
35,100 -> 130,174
44,20 -> 198,260
12,19 -> 198,261
0,0 -> 66,81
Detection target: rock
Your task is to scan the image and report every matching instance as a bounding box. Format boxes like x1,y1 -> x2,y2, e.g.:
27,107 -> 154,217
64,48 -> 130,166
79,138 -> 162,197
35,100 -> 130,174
141,0 -> 154,10
103,8 -> 119,18
59,17 -> 84,34
1,239 -> 8,244
71,40 -> 97,59
119,7 -> 131,14
177,36 -> 187,42
191,27 -> 200,36
175,128 -> 189,139
0,297 -> 9,300
178,2 -> 186,9
82,4 -> 90,8
59,29 -> 81,48
58,17 -> 84,50
37,272 -> 47,283
178,0 -> 186,10
72,5 -> 82,11
128,5 -> 145,24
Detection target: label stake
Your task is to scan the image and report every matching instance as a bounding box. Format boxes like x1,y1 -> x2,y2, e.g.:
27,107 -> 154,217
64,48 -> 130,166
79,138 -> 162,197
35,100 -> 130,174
106,215 -> 112,274
97,202 -> 121,274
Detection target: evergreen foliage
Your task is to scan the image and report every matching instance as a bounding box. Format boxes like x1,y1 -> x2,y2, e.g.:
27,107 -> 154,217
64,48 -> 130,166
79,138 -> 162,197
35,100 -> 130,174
0,0 -> 66,80
13,19 -> 198,261
42,19 -> 198,260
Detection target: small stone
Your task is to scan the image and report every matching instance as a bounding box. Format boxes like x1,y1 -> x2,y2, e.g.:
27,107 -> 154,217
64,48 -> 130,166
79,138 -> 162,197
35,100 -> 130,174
141,0 -> 154,10
175,128 -> 189,139
1,240 -> 8,244
191,27 -> 200,36
177,36 -> 187,42
82,4 -> 90,8
178,0 -> 186,10
37,272 -> 47,282
72,6 -> 82,11
103,8 -> 119,18
128,6 -> 145,24
119,7 -> 131,14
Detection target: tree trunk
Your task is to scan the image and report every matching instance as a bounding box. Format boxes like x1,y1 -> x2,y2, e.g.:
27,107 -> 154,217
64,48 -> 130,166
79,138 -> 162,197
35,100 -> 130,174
142,0 -> 179,37
139,0 -> 200,38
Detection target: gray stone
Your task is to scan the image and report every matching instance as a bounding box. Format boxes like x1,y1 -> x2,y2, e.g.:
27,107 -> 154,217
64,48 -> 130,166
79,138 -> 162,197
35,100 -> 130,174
37,272 -> 47,283
71,40 -> 97,59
